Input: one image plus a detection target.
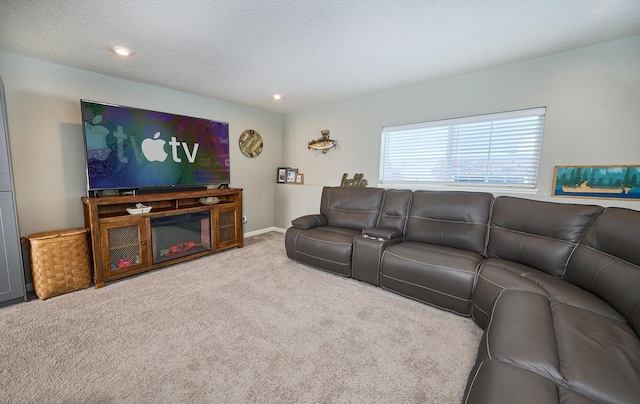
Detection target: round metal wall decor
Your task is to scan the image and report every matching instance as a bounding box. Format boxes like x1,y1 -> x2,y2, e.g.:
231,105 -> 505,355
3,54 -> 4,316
239,129 -> 263,158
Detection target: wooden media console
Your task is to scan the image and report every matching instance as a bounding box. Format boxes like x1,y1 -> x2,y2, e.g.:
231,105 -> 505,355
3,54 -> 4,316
82,188 -> 243,288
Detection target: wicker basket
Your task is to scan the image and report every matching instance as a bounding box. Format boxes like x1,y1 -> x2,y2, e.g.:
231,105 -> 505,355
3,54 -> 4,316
28,228 -> 91,300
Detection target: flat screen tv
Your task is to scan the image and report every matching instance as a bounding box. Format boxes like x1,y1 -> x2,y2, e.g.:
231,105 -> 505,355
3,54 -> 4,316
80,100 -> 229,194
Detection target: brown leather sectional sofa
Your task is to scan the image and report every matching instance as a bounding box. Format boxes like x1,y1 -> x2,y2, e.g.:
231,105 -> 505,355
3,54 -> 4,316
285,186 -> 640,403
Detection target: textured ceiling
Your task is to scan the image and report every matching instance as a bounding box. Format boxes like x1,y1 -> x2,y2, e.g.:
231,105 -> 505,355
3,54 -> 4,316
1,0 -> 639,113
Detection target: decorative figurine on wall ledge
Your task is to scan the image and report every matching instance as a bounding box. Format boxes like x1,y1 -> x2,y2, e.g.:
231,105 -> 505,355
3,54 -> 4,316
308,130 -> 337,153
341,173 -> 368,187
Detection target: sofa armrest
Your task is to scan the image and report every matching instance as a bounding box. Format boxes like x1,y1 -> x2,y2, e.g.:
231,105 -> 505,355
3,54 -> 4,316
362,227 -> 403,240
291,214 -> 328,230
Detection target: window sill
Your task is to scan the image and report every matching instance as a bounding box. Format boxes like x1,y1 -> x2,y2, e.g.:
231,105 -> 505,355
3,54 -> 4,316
376,183 -> 540,195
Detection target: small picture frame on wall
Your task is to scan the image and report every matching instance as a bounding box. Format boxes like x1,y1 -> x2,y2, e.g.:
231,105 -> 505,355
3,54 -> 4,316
295,173 -> 304,184
277,167 -> 288,183
286,168 -> 298,183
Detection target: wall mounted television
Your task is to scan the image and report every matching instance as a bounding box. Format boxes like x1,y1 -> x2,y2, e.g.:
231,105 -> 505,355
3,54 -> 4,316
80,100 -> 229,195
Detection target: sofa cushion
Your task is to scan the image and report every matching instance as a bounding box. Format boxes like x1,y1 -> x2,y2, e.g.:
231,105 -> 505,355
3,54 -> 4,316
377,189 -> 412,231
465,361 -> 557,404
478,290 -> 563,382
472,258 -> 547,329
464,360 -> 599,404
478,289 -> 640,403
552,301 -> 640,403
524,272 -> 625,322
380,241 -> 484,315
473,259 -> 627,329
285,226 -> 361,276
564,207 -> 640,334
487,197 -> 602,276
319,187 -> 385,230
404,191 -> 493,255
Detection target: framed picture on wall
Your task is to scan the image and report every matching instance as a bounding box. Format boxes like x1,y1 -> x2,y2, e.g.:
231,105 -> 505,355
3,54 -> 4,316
552,165 -> 640,200
277,167 -> 288,183
286,168 -> 298,183
295,173 -> 304,184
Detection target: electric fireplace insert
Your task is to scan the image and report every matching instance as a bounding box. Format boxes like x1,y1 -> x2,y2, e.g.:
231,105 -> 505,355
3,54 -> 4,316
150,211 -> 212,264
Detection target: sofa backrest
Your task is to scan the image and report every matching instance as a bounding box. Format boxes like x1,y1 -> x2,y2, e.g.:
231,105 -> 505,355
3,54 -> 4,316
564,207 -> 640,334
377,189 -> 413,232
487,197 -> 603,276
319,186 -> 385,230
404,191 -> 493,255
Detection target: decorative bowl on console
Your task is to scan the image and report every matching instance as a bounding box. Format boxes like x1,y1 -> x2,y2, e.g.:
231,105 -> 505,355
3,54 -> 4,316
126,203 -> 152,214
199,197 -> 220,205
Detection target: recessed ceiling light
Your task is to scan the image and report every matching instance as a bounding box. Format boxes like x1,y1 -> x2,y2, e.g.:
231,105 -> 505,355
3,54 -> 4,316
272,94 -> 282,100
113,46 -> 132,56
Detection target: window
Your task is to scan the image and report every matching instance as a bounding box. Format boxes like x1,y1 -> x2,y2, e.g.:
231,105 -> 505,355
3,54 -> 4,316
379,107 -> 546,192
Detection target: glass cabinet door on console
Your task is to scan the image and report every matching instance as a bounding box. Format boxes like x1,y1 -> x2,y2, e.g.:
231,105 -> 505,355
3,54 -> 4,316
214,204 -> 241,249
100,219 -> 148,277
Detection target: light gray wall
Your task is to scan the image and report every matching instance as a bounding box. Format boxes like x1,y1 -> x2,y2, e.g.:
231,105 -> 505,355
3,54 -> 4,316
0,51 -> 283,236
2,35 -> 639,236
277,35 -> 640,228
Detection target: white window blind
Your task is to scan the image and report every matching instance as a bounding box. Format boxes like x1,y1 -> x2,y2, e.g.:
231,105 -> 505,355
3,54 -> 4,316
379,107 -> 546,191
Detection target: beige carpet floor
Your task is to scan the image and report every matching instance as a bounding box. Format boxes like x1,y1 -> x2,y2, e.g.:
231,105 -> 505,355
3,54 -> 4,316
0,231 -> 482,403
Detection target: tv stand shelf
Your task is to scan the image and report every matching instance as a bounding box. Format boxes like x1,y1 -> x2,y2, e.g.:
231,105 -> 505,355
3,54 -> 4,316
82,188 -> 243,288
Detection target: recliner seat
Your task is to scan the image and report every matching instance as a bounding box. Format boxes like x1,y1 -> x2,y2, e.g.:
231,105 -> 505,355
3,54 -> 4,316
380,191 -> 493,315
285,186 -> 385,276
472,196 -> 603,328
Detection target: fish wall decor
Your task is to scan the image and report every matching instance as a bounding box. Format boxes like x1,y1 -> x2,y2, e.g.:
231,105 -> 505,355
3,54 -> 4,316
308,130 -> 337,154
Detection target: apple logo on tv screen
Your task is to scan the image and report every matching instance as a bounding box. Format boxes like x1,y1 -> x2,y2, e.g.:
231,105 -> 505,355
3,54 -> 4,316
81,100 -> 230,191
141,132 -> 169,162
141,132 -> 199,163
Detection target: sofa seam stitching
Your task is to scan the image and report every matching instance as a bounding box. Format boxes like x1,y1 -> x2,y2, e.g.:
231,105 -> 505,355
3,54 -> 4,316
489,225 -> 579,247
384,250 -> 478,275
379,273 -> 471,302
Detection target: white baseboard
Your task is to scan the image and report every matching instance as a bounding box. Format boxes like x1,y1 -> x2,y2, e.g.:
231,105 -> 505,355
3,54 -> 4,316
244,227 -> 286,238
